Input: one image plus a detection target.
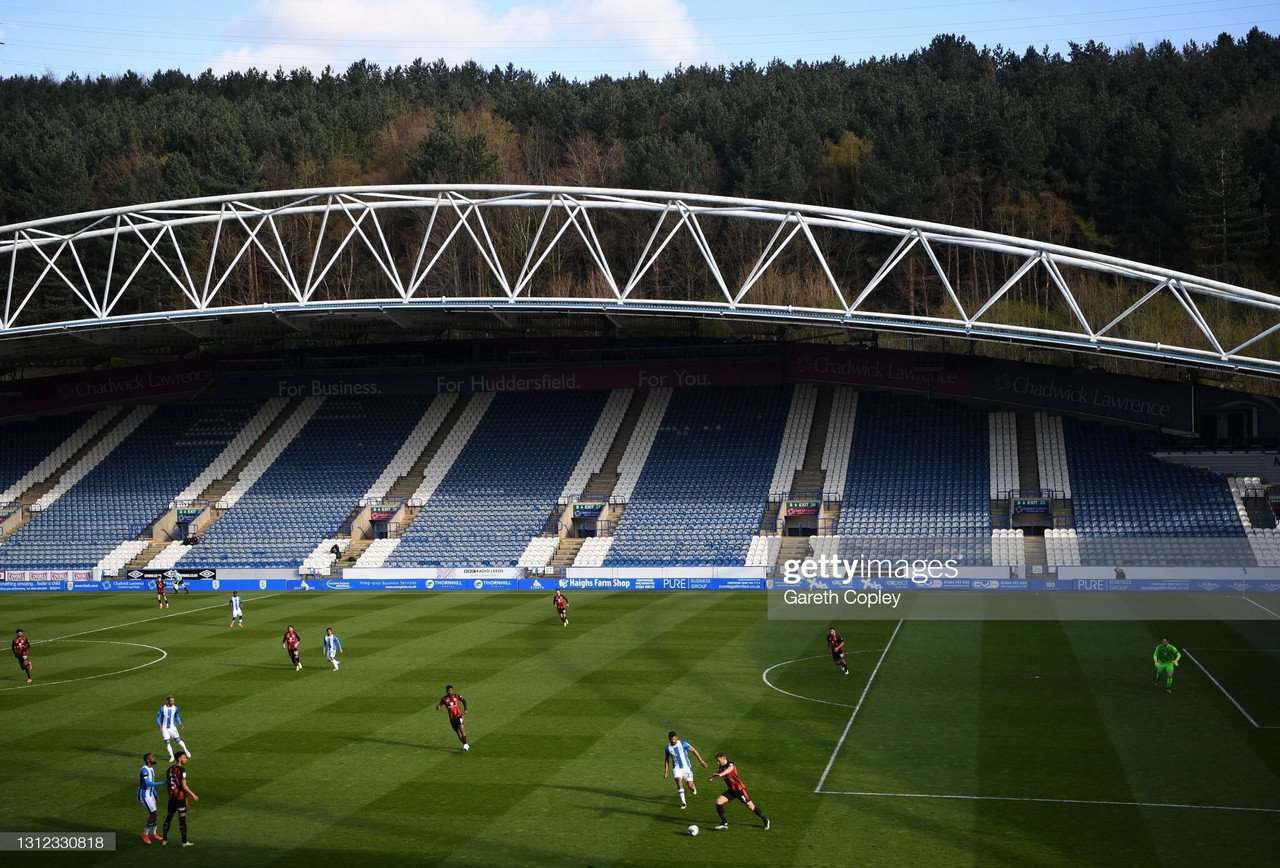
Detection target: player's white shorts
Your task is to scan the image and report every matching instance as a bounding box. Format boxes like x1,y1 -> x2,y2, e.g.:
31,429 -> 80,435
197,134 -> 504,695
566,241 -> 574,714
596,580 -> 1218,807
326,650 -> 337,661
160,726 -> 180,741
138,789 -> 157,812
231,608 -> 243,619
672,766 -> 694,784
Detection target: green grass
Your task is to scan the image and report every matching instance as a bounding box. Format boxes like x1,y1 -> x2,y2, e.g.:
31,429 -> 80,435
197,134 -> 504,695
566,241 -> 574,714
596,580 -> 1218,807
1,591 -> 1278,866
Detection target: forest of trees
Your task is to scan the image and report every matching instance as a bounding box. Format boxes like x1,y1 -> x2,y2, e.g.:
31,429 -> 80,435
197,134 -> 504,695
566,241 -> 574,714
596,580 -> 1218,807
0,30 -> 1277,339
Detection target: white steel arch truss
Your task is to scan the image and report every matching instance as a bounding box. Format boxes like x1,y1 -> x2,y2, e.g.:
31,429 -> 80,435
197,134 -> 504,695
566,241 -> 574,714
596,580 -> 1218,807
2,184 -> 1279,376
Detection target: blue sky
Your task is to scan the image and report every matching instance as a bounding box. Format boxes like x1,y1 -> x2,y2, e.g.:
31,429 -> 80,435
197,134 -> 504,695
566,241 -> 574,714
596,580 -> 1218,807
0,0 -> 1274,80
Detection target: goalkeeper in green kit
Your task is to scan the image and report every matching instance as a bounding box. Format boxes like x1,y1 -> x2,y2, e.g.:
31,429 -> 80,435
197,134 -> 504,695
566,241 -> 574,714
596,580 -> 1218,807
1153,637 -> 1181,693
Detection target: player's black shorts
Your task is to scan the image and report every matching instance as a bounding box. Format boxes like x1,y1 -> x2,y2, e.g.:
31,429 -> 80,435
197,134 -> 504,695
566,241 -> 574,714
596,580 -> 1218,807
832,651 -> 845,663
450,716 -> 464,731
723,789 -> 749,804
166,798 -> 187,815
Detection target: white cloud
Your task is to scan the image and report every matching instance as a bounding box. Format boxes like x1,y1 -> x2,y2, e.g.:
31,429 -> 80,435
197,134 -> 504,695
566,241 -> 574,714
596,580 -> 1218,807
211,0 -> 710,77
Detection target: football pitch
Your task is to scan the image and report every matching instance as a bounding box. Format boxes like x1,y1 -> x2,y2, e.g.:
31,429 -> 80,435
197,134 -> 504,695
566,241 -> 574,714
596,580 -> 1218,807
1,590 -> 1278,866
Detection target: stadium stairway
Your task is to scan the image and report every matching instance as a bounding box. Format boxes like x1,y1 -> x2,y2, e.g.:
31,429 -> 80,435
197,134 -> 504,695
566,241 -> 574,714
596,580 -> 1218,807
385,393 -> 489,539
0,408 -> 122,506
549,537 -> 584,566
0,407 -> 136,542
194,399 -> 302,506
141,399 -> 315,568
1015,412 -> 1041,489
577,390 -> 649,502
575,388 -> 673,566
776,535 -> 812,565
793,385 -> 833,496
1023,533 -> 1048,565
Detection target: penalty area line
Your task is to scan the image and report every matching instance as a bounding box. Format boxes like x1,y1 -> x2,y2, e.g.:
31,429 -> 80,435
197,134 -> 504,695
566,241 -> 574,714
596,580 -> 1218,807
32,592 -> 284,644
818,790 -> 1280,814
814,619 -> 903,794
1183,648 -> 1280,729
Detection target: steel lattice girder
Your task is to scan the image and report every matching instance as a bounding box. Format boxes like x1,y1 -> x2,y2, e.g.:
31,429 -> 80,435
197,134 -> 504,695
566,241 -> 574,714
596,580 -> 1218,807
2,184 -> 1278,376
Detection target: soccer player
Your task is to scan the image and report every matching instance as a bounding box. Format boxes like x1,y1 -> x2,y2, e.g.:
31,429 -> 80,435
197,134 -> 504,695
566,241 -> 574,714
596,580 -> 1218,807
161,751 -> 198,847
827,627 -> 850,675
553,589 -> 569,627
156,575 -> 169,609
228,591 -> 244,628
708,752 -> 770,830
174,575 -> 189,594
156,694 -> 193,761
1154,637 -> 1181,693
663,730 -> 708,809
435,684 -> 469,751
12,628 -> 32,683
283,625 -> 302,670
323,627 -> 343,671
137,752 -> 167,844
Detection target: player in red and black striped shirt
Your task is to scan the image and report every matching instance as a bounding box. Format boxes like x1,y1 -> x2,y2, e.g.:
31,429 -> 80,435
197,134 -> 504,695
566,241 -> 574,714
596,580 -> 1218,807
161,752 -> 198,847
155,576 -> 169,609
827,627 -> 850,675
282,625 -> 302,670
709,753 -> 769,830
553,590 -> 568,627
11,628 -> 32,683
435,684 -> 470,751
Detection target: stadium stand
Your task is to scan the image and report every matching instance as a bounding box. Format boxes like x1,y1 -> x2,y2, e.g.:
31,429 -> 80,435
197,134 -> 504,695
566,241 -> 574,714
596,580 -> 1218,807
559,388 -> 633,502
354,537 -> 401,568
989,412 -> 1019,499
171,397 -> 290,504
834,392 -> 991,566
147,539 -> 189,570
387,391 -> 608,567
31,406 -> 155,512
1044,527 -> 1082,566
301,537 -> 351,575
97,539 -> 151,576
0,401 -> 259,569
611,389 -> 672,504
768,384 -> 818,500
1064,418 -> 1248,566
745,534 -> 782,567
192,396 -> 432,568
820,388 -> 857,501
408,393 -> 494,505
573,535 -> 614,567
604,386 -> 790,566
1229,475 -> 1280,565
991,528 -> 1026,566
217,398 -> 324,510
1034,412 -> 1072,497
518,536 -> 560,568
361,394 -> 457,505
0,410 -> 95,502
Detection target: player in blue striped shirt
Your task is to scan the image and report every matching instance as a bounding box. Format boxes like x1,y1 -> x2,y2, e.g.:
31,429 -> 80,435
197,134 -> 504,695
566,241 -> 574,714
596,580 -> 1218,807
156,695 -> 192,762
663,730 -> 708,809
323,628 -> 343,671
137,753 -> 166,844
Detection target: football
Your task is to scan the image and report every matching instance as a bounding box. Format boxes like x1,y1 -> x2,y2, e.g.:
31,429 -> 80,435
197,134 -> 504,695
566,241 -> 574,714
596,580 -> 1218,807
687,824 -> 699,836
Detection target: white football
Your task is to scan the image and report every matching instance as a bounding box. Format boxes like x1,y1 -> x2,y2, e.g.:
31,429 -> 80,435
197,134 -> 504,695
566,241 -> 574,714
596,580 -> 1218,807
687,824 -> 699,836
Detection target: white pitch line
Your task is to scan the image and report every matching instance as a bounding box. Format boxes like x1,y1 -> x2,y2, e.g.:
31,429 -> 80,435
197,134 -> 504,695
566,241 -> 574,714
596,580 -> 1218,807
814,619 -> 903,794
1184,648 -> 1280,729
1243,594 -> 1280,620
31,592 -> 283,644
819,790 -> 1280,814
760,650 -> 882,709
0,638 -> 167,692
